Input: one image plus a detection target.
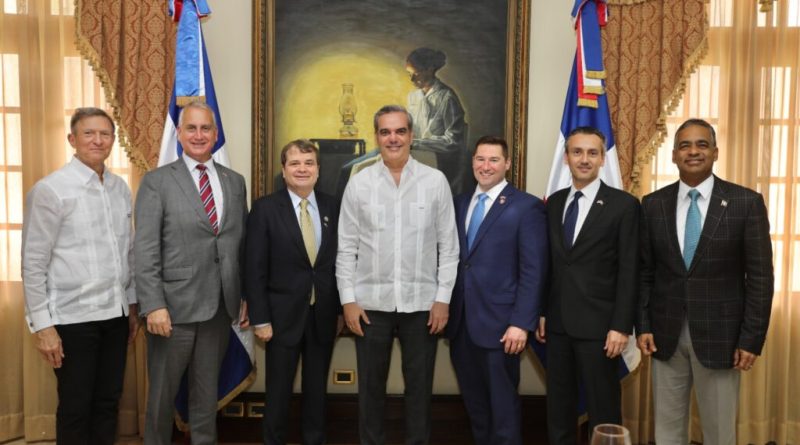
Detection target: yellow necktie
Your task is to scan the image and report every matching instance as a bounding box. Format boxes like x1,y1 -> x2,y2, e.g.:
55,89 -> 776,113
300,199 -> 317,304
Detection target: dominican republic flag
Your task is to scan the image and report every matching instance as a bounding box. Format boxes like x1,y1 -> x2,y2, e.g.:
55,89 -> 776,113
158,1 -> 229,166
159,0 -> 254,427
545,0 -> 622,197
534,0 -> 641,420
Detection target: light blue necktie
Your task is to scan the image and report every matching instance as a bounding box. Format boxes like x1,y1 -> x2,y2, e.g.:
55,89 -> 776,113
466,193 -> 488,250
683,189 -> 701,269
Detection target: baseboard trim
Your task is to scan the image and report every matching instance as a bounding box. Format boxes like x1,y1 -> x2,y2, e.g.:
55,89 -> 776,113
204,393 -> 549,444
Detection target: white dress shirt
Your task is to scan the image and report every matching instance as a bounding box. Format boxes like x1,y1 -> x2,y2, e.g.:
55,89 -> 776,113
336,157 -> 459,312
464,179 -> 508,231
22,157 -> 135,332
562,177 -> 602,245
182,155 -> 224,223
288,189 -> 321,251
676,175 -> 714,253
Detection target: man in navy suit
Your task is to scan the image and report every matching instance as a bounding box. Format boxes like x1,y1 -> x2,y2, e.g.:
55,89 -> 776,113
447,135 -> 548,445
637,119 -> 773,444
535,126 -> 640,444
245,139 -> 341,445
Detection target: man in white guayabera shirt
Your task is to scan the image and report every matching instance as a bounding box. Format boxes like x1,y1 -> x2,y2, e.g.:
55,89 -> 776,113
337,105 -> 459,445
22,107 -> 138,445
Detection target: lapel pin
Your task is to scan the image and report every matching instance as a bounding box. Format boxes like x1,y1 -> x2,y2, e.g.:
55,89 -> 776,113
323,216 -> 329,227
721,200 -> 728,207
499,196 -> 507,205
596,200 -> 604,206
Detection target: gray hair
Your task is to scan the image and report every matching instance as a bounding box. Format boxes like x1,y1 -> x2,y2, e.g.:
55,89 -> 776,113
373,105 -> 414,132
178,100 -> 218,129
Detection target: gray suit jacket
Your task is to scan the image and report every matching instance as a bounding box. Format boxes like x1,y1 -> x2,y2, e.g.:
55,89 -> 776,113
134,158 -> 248,323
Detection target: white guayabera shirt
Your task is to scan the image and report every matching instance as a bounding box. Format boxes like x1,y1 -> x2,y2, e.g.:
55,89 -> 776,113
336,157 -> 459,312
22,157 -> 135,332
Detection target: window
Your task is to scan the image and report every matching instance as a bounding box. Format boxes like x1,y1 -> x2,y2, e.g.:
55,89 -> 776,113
646,0 -> 800,294
0,7 -> 132,282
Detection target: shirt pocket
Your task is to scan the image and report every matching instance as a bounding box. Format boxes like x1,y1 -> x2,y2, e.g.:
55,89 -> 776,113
407,203 -> 430,228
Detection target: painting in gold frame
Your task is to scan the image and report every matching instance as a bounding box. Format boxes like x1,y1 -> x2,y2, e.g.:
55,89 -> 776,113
252,0 -> 530,200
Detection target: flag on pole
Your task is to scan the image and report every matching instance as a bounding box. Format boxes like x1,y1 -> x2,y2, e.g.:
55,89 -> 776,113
159,0 -> 229,167
159,0 -> 255,427
545,0 -> 622,197
534,0 -> 641,420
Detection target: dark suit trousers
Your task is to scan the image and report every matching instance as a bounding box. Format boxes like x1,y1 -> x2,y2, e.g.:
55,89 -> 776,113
264,305 -> 334,445
545,331 -> 621,445
144,303 -> 231,445
53,315 -> 128,445
356,310 -> 437,445
450,323 -> 522,445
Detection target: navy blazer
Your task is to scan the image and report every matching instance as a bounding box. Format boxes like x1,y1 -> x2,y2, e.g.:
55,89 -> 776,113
447,184 -> 549,349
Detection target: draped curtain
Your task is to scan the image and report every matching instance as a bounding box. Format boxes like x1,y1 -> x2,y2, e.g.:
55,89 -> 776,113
75,0 -> 174,171
616,0 -> 800,443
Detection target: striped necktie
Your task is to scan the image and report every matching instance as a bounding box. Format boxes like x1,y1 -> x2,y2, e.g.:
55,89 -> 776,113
196,164 -> 218,235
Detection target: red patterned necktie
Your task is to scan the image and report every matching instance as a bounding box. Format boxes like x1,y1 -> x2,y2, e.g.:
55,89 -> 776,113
196,164 -> 219,234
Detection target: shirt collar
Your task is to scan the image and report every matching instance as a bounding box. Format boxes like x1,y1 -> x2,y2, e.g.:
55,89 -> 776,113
569,177 -> 602,203
182,155 -> 215,173
288,188 -> 318,211
69,156 -> 105,185
678,175 -> 714,200
472,179 -> 507,202
377,155 -> 416,179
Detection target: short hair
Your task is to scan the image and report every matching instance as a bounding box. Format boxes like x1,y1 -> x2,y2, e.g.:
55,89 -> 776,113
674,118 -> 717,149
178,100 -> 217,129
280,139 -> 319,166
70,107 -> 115,135
373,105 -> 414,132
564,126 -> 607,153
406,47 -> 447,72
473,135 -> 509,159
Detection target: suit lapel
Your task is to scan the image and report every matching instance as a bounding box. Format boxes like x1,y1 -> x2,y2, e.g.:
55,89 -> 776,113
216,162 -> 233,232
663,182 -> 683,266
278,190 -> 311,265
688,177 -> 728,272
316,193 -> 333,266
169,160 -> 213,233
468,184 -> 514,257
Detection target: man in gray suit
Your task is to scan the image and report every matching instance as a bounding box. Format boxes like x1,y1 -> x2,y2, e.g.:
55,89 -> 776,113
135,100 -> 249,444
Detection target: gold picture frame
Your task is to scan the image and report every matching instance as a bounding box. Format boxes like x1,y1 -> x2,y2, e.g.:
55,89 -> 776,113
252,0 -> 530,199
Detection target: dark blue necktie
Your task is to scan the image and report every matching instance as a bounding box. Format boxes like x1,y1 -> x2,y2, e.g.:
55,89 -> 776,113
683,189 -> 701,269
563,191 -> 583,249
466,193 -> 488,250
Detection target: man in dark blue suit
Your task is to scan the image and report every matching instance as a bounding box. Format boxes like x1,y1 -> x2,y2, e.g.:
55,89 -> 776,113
447,135 -> 549,445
